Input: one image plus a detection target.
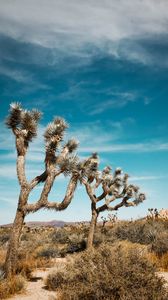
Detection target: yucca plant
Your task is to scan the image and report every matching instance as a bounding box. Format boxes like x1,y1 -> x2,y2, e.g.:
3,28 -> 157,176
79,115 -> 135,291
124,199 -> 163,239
4,103 -> 79,277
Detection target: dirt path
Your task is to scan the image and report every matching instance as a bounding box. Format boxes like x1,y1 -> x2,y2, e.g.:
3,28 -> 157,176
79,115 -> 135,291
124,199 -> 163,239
10,258 -> 66,300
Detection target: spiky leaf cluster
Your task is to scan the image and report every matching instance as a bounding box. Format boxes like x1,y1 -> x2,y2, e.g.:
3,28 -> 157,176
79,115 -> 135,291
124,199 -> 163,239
64,139 -> 79,153
6,102 -> 22,129
133,193 -> 146,205
100,165 -> 146,208
58,155 -> 79,176
77,153 -> 99,181
102,167 -> 124,193
20,109 -> 42,142
44,117 -> 68,142
45,140 -> 58,164
6,103 -> 42,143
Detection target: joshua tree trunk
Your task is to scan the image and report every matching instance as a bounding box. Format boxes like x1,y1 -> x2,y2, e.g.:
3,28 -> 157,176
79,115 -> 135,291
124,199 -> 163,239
5,208 -> 25,277
5,186 -> 29,277
87,203 -> 98,249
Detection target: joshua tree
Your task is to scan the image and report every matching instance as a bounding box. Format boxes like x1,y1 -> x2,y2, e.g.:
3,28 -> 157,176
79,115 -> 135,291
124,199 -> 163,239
147,208 -> 159,220
108,213 -> 118,224
4,103 -> 79,277
101,216 -> 108,227
81,155 -> 146,249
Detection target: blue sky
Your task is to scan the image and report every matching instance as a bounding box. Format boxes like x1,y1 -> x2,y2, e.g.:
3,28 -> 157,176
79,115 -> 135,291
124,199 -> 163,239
0,0 -> 168,225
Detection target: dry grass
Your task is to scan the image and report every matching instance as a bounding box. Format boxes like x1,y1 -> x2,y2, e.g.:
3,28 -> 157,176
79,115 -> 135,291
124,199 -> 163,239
147,252 -> 168,271
0,249 -> 6,269
0,219 -> 168,298
46,242 -> 168,300
0,275 -> 25,299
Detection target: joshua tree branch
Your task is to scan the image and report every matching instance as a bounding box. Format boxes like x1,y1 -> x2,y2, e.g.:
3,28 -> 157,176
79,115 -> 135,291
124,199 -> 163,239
29,169 -> 63,190
97,191 -> 108,201
83,181 -> 97,203
97,196 -> 128,213
16,154 -> 28,187
25,175 -> 78,213
29,171 -> 48,190
29,132 -> 77,190
14,133 -> 29,188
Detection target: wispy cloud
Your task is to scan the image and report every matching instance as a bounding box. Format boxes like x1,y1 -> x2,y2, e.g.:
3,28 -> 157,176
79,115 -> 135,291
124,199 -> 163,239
0,163 -> 44,180
0,64 -> 51,92
79,142 -> 168,153
0,1 -> 168,65
88,91 -> 137,115
131,175 -> 165,181
1,120 -> 168,168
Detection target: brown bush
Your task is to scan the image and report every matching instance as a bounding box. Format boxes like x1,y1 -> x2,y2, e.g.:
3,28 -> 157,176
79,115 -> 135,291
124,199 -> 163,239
46,242 -> 168,300
148,252 -> 168,271
151,231 -> 168,256
113,220 -> 168,245
0,275 -> 25,299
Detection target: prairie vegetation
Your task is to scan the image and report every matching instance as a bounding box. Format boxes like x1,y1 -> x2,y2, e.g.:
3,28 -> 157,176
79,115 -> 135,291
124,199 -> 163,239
0,218 -> 168,299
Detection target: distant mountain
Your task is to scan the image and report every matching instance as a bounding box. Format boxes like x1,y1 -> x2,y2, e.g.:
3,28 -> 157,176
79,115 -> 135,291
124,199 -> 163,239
26,220 -> 72,227
0,220 -> 89,228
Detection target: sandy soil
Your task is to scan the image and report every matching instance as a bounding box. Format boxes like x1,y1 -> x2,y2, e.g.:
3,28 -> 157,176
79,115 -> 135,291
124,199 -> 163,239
10,258 -> 67,300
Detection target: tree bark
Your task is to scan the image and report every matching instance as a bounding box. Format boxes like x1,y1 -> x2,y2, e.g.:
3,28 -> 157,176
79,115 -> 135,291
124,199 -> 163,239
87,203 -> 98,249
4,208 -> 26,277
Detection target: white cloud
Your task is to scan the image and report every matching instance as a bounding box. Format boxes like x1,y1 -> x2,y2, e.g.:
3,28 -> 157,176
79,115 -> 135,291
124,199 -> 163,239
88,91 -> 137,115
1,119 -> 168,172
0,64 -> 51,90
0,0 -> 168,64
79,142 -> 168,153
0,163 -> 44,180
131,175 -> 165,181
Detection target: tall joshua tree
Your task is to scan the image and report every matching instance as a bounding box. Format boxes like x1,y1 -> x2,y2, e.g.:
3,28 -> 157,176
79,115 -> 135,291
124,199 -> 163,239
81,154 -> 146,249
4,103 -> 79,277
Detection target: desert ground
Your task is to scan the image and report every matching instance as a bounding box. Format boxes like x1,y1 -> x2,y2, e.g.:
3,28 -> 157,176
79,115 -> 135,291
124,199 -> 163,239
0,218 -> 168,299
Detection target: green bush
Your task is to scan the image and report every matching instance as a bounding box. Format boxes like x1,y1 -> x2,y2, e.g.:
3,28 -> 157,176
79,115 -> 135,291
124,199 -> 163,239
46,242 -> 168,300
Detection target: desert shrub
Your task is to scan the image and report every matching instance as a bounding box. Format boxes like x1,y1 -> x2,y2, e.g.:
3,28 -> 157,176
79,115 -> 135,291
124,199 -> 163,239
46,242 -> 167,300
15,250 -> 36,278
147,252 -> 168,271
51,229 -> 69,244
0,250 -> 6,270
0,275 -> 25,299
21,233 -> 30,241
66,233 -> 86,253
66,240 -> 86,254
36,246 -> 61,258
93,231 -> 105,246
159,252 -> 168,270
114,220 -> 167,245
0,233 -> 10,246
151,231 -> 168,256
16,259 -> 34,278
51,230 -> 86,254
